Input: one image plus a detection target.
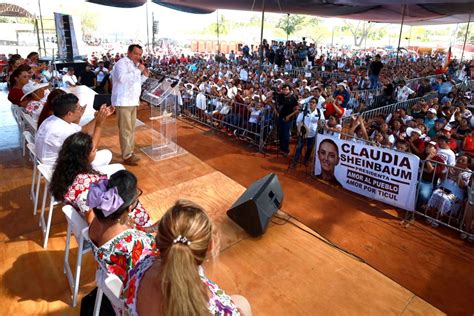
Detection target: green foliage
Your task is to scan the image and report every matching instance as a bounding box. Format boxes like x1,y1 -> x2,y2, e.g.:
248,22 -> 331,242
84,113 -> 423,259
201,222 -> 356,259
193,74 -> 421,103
276,15 -> 305,36
207,15 -> 229,36
81,11 -> 99,35
343,20 -> 373,47
457,23 -> 474,45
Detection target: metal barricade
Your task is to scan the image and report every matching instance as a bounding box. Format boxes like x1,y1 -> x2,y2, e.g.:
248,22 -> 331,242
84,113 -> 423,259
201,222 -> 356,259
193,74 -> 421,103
412,159 -> 473,239
179,92 -> 273,151
314,127 -> 474,239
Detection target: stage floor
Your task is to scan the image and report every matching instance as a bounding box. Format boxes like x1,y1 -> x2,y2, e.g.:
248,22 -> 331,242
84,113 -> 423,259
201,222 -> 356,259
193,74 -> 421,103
0,85 -> 444,315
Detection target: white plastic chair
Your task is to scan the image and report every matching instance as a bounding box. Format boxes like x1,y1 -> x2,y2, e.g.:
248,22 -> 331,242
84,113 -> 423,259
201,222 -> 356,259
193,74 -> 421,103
11,104 -> 25,145
22,129 -> 35,158
62,205 -> 92,307
10,103 -> 23,126
26,142 -> 42,214
20,111 -> 37,155
93,271 -> 124,316
37,163 -> 60,248
21,111 -> 38,131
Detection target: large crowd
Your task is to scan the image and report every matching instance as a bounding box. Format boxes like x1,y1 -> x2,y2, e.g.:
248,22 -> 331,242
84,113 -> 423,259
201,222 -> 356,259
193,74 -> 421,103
2,39 -> 473,313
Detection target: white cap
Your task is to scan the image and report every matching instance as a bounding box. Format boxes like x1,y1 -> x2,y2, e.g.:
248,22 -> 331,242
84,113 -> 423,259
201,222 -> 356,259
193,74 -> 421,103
428,108 -> 437,114
406,127 -> 422,137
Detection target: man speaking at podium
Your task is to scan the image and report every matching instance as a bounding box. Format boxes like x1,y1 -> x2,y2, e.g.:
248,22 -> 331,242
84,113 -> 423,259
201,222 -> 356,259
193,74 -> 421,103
111,44 -> 149,166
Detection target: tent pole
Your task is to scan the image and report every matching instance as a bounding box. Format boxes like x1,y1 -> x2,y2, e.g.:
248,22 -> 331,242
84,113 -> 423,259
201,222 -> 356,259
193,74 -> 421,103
396,4 -> 406,66
260,0 -> 265,63
460,14 -> 471,64
258,0 -> 265,81
216,10 -> 220,53
37,0 -> 46,56
35,17 -> 42,54
146,0 -> 150,54
152,12 -> 155,52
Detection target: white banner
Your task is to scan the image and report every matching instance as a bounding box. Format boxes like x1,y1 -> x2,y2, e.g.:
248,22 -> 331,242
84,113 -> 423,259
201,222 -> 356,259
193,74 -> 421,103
314,134 -> 420,211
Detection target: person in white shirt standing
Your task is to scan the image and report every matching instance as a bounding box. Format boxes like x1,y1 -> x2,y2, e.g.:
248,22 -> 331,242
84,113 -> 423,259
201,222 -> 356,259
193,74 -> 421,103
290,98 -> 324,168
111,44 -> 149,166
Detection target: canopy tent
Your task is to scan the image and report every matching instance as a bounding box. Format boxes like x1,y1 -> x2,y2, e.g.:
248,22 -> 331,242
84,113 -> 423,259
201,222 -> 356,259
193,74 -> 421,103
87,0 -> 474,24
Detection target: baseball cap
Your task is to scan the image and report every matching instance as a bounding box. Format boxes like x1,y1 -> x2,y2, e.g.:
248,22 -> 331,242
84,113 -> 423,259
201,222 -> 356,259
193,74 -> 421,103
406,127 -> 422,137
428,108 -> 437,115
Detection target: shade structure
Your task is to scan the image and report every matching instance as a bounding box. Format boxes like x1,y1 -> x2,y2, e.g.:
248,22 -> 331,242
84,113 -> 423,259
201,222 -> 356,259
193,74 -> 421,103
86,0 -> 146,8
85,0 -> 474,24
152,0 -> 474,24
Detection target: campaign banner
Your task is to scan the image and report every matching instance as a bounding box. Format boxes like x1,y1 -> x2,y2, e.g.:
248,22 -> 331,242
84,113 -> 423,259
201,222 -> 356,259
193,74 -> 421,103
314,134 -> 420,211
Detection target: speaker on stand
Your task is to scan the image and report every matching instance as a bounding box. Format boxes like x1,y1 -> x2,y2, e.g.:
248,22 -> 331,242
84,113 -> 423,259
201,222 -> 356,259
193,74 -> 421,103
62,15 -> 73,61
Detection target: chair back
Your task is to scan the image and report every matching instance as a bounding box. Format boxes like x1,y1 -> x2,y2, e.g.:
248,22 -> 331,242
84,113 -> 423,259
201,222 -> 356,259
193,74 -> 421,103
37,164 -> 53,183
21,111 -> 38,132
62,205 -> 89,240
11,104 -> 23,125
23,130 -> 35,145
26,143 -> 37,158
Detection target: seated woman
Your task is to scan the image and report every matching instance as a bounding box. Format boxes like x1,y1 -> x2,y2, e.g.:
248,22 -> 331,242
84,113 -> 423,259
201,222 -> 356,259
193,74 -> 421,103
427,155 -> 472,224
8,65 -> 31,106
37,88 -> 66,129
20,82 -> 50,122
86,170 -> 158,285
124,199 -> 251,316
50,132 -> 152,228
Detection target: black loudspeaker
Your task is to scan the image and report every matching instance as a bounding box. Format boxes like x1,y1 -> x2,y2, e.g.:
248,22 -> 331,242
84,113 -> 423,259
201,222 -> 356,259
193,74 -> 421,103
62,15 -> 73,61
227,173 -> 283,237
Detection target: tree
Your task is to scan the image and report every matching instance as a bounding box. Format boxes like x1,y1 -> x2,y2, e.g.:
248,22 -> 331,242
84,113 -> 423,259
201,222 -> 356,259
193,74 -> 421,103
276,14 -> 305,38
342,20 -> 373,47
368,26 -> 388,41
457,23 -> 474,45
80,10 -> 99,36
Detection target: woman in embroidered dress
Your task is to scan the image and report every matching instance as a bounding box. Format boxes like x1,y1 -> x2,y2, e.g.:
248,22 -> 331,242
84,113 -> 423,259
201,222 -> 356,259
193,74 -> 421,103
86,170 -> 158,285
50,132 -> 152,228
124,199 -> 251,316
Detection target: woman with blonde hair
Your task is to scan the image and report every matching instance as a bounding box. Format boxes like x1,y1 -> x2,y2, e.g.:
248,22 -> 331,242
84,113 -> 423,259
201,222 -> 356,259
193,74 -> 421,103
124,199 -> 251,316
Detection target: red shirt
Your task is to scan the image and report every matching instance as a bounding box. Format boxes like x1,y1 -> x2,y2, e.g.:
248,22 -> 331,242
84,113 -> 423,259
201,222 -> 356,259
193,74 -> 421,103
447,138 -> 457,151
324,102 -> 345,119
8,87 -> 24,106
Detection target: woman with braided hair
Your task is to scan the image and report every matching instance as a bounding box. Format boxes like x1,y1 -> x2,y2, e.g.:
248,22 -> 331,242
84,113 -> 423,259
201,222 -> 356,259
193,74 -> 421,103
123,199 -> 251,316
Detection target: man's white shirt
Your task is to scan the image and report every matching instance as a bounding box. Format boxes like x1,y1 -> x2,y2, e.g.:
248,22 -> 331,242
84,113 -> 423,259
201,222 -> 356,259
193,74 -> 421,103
35,115 -> 81,166
111,57 -> 148,107
296,109 -> 325,138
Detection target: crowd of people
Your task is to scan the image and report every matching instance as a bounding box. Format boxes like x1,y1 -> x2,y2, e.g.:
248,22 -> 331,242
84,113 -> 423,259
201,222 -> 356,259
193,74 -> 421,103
2,39 -> 473,313
4,46 -> 252,315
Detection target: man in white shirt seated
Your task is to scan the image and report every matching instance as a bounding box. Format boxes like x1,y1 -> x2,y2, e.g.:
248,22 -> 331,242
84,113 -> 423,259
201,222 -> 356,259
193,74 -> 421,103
35,93 -> 115,174
62,67 -> 78,87
290,98 -> 324,167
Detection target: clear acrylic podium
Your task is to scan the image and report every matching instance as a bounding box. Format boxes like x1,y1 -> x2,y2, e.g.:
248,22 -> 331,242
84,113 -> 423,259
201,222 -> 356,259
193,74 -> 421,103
140,78 -> 184,161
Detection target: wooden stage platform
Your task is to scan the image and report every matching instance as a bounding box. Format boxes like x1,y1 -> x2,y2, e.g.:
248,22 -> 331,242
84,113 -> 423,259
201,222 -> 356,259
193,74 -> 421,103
0,92 -> 444,315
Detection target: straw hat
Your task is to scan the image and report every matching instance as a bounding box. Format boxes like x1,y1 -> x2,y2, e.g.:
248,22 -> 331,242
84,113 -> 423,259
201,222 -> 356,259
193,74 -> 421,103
21,82 -> 49,101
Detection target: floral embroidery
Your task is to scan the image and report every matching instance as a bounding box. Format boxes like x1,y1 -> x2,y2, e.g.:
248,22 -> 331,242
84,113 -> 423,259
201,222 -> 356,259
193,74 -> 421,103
92,229 -> 158,299
64,173 -> 153,229
124,257 -> 240,316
